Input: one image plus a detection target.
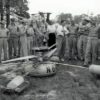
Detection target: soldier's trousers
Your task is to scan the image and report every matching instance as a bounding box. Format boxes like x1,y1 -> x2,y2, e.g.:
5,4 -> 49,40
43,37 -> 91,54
55,35 -> 66,59
0,38 -> 8,62
20,36 -> 28,57
97,39 -> 100,57
27,36 -> 33,55
8,37 -> 18,59
84,37 -> 98,65
77,35 -> 88,60
64,35 -> 69,59
68,35 -> 77,59
37,35 -> 44,47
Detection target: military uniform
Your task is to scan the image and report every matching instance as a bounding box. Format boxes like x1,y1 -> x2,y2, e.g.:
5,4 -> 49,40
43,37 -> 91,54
39,21 -> 47,46
97,25 -> 100,58
8,24 -> 19,59
33,21 -> 43,47
77,24 -> 89,60
26,26 -> 34,55
67,25 -> 78,60
84,25 -> 99,65
18,23 -> 28,57
0,24 -> 9,62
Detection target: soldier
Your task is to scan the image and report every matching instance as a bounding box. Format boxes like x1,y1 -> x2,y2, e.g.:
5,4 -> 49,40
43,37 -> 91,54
0,21 -> 9,63
97,24 -> 100,58
8,18 -> 19,59
16,20 -> 21,57
26,21 -> 35,55
77,17 -> 90,61
67,20 -> 78,60
18,20 -> 28,57
39,19 -> 47,46
84,20 -> 99,67
55,20 -> 69,61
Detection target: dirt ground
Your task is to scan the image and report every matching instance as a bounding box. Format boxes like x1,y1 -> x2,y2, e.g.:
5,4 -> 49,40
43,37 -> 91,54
0,60 -> 100,100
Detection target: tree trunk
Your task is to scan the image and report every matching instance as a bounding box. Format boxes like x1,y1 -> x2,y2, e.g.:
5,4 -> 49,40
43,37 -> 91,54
6,0 -> 10,27
46,13 -> 51,23
0,0 -> 3,21
1,13 -> 3,21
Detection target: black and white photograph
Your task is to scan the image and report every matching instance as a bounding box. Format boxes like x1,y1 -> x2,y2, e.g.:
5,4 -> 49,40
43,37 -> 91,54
0,0 -> 100,100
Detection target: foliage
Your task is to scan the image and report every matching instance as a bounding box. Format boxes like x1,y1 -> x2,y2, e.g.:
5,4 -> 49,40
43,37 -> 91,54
3,0 -> 30,18
57,13 -> 100,25
57,13 -> 72,23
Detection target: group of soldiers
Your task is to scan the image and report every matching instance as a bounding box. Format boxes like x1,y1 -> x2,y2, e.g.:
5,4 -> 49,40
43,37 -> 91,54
0,16 -> 100,67
0,18 -> 48,63
54,17 -> 100,67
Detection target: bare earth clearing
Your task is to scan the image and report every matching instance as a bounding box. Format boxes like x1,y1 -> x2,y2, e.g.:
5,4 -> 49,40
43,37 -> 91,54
0,60 -> 100,100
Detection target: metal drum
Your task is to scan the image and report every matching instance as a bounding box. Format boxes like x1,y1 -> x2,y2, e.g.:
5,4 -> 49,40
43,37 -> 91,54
89,64 -> 100,75
29,62 -> 56,77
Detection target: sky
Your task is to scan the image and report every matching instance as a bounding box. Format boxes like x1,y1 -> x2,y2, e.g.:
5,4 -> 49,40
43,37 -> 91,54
28,0 -> 100,19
